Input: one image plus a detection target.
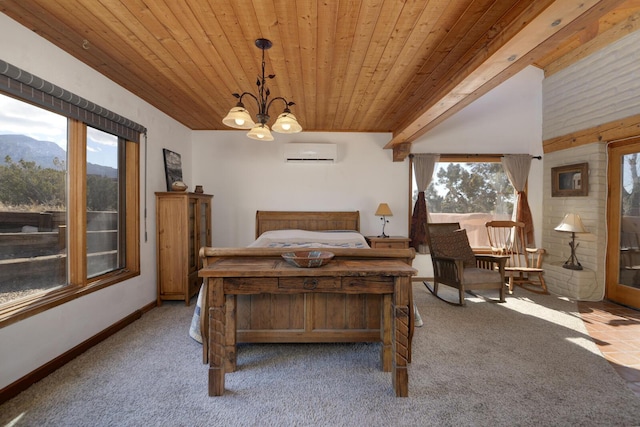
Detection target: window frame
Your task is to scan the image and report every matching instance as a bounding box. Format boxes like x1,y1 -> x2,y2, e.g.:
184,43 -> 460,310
409,153 -> 515,250
0,102 -> 140,328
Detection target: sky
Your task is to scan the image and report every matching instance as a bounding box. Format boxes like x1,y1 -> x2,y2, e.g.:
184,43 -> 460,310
0,93 -> 118,168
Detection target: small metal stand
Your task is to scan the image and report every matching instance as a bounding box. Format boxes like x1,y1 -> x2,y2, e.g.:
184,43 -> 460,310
378,216 -> 389,238
563,231 -> 583,270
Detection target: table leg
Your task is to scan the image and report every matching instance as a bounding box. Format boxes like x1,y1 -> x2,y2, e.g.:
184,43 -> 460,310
392,276 -> 410,397
208,278 -> 226,396
200,282 -> 208,364
380,294 -> 392,372
408,285 -> 414,363
225,294 -> 237,372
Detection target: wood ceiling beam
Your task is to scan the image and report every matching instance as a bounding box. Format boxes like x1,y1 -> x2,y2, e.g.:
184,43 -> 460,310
543,113 -> 640,152
384,0 -> 626,160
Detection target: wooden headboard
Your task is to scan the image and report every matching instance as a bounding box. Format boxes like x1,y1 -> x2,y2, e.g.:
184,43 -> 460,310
255,211 -> 360,238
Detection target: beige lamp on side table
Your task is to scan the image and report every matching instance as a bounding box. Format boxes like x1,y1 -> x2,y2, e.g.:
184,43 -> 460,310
375,203 -> 393,238
555,213 -> 589,270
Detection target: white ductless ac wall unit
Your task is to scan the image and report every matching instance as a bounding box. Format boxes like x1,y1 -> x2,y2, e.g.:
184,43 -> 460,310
284,143 -> 337,163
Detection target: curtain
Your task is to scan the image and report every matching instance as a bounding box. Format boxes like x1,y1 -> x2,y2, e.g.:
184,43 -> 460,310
501,154 -> 534,246
0,59 -> 146,142
410,154 -> 439,253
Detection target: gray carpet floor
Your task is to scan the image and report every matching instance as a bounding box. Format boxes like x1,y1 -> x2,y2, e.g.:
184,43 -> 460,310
2,283 -> 640,426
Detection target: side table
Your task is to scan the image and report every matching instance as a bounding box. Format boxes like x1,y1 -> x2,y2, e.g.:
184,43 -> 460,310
366,236 -> 411,249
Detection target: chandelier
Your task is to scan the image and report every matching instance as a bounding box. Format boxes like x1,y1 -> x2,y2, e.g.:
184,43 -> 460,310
222,38 -> 302,141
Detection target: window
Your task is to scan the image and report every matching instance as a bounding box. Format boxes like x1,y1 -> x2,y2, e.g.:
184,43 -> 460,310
0,95 -> 68,303
412,157 -> 515,247
86,127 -> 122,278
0,89 -> 141,326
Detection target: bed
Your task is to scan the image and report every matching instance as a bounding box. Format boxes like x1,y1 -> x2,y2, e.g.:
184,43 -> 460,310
190,210 -> 416,360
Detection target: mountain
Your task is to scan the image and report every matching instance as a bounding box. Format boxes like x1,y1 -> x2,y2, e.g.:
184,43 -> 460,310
0,134 -> 64,168
0,134 -> 117,178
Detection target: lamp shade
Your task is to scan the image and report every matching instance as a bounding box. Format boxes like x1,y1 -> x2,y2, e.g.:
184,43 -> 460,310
246,123 -> 274,141
375,203 -> 393,217
222,105 -> 255,129
272,111 -> 302,133
555,213 -> 588,233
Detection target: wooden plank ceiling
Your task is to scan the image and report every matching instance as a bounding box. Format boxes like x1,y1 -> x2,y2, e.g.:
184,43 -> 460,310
1,1 -> 639,160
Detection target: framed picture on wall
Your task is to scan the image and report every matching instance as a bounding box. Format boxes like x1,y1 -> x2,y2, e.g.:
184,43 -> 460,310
163,148 -> 183,191
552,162 -> 588,197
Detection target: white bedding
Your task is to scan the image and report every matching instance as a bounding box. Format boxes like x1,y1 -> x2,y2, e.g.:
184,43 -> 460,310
248,229 -> 370,249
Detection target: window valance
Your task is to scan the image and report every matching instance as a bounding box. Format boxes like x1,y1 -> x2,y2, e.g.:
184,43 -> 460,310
0,59 -> 146,142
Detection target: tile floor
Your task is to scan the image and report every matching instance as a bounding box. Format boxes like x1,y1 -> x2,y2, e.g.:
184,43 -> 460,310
578,300 -> 640,399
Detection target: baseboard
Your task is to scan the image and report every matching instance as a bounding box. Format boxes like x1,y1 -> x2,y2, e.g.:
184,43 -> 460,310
0,300 -> 157,404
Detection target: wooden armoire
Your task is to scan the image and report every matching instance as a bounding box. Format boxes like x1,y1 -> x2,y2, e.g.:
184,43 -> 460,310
155,191 -> 212,305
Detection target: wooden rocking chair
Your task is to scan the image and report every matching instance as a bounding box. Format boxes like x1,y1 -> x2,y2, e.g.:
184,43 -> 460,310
485,220 -> 548,294
425,222 -> 507,306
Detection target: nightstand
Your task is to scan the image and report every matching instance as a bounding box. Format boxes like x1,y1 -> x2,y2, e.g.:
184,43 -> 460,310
365,236 -> 411,249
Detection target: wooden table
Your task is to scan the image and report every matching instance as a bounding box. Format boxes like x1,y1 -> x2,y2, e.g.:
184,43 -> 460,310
199,256 -> 417,397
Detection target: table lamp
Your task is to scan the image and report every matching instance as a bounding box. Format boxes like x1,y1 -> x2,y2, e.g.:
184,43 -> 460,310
554,213 -> 588,270
375,203 -> 393,238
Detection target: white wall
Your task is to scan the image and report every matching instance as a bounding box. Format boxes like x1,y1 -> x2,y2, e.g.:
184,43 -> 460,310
0,13 -> 190,388
190,132 -> 408,246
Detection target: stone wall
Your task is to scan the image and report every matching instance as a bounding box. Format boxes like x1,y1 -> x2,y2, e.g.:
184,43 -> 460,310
541,30 -> 640,300
543,30 -> 640,141
542,143 -> 606,300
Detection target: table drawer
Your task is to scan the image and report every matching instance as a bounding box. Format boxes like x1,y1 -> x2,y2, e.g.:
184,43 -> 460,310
224,277 -> 279,293
374,241 -> 407,249
343,276 -> 394,292
279,277 -> 342,291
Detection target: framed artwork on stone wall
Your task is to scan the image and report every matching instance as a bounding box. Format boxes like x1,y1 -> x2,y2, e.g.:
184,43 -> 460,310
552,162 -> 588,197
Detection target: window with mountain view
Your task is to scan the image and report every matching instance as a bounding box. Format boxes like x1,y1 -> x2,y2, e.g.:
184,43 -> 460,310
0,92 -> 140,324
0,95 -> 68,305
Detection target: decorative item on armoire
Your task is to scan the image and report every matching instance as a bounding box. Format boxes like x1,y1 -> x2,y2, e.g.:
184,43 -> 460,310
171,181 -> 188,192
163,148 -> 183,191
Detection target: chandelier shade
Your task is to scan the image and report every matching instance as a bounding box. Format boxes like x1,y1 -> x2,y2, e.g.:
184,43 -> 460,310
222,38 -> 301,139
222,104 -> 255,129
272,109 -> 302,133
247,123 -> 274,141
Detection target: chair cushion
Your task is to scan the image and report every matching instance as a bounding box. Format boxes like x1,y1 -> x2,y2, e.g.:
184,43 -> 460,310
430,229 -> 476,267
462,267 -> 502,284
